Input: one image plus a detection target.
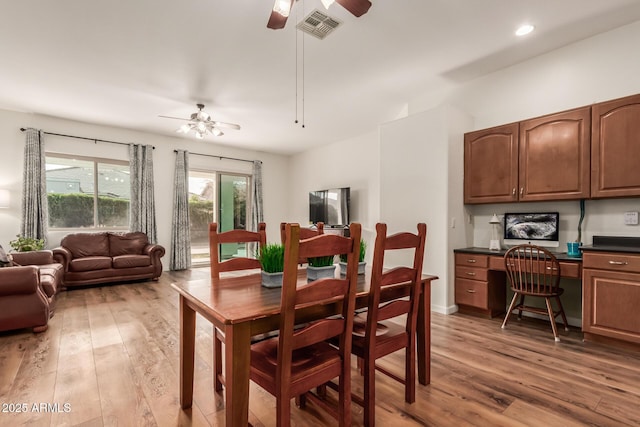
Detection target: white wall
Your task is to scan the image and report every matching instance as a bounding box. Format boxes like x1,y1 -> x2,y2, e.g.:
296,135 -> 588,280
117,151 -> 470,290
288,19 -> 640,316
287,130 -> 381,260
0,109 -> 290,264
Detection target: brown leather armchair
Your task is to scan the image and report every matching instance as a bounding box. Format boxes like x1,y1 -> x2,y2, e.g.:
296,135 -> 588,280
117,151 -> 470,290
0,265 -> 50,333
11,250 -> 63,309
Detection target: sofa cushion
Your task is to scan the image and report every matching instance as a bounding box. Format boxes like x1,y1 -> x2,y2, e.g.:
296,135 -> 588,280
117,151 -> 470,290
37,264 -> 64,297
109,232 -> 148,256
69,256 -> 112,272
62,233 -> 110,258
112,254 -> 152,269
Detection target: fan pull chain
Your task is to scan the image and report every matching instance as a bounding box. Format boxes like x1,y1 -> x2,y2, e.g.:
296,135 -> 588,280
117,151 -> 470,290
294,3 -> 299,125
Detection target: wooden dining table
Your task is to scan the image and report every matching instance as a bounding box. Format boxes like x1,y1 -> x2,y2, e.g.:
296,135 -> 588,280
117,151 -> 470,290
171,268 -> 438,427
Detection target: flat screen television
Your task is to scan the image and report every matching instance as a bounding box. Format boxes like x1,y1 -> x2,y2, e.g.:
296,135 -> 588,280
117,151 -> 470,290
503,212 -> 559,248
309,187 -> 350,227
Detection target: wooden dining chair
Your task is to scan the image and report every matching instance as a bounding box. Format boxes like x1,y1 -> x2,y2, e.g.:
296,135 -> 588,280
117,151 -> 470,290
350,222 -> 427,427
249,222 -> 361,427
502,244 -> 569,342
280,222 -> 324,264
209,221 -> 267,392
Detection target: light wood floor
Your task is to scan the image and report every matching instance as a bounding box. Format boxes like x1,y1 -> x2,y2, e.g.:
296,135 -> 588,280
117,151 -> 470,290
1,269 -> 639,427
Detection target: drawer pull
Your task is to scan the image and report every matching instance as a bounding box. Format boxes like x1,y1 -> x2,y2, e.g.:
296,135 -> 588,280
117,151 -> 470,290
466,259 -> 477,263
608,260 -> 628,265
546,266 -> 559,271
466,272 -> 476,276
466,289 -> 476,293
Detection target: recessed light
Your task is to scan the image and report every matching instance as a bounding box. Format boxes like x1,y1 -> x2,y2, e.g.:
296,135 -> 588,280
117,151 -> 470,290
515,24 -> 535,36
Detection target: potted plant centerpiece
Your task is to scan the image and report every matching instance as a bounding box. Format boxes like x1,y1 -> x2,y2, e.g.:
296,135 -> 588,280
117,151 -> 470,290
306,255 -> 336,282
339,239 -> 366,276
9,235 -> 45,252
259,243 -> 285,288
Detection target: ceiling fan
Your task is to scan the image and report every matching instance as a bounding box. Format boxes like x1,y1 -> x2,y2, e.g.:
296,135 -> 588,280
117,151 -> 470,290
159,104 -> 240,139
267,0 -> 371,29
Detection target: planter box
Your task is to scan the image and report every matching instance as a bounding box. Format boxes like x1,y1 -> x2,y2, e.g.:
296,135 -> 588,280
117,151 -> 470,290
339,261 -> 366,276
307,265 -> 336,282
261,271 -> 283,288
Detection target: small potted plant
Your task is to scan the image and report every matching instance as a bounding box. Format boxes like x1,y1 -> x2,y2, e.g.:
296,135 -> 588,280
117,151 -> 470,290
339,239 -> 367,276
307,255 -> 336,282
9,235 -> 45,252
259,243 -> 285,288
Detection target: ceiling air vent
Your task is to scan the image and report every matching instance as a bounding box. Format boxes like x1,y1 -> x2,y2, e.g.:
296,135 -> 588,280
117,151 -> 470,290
296,9 -> 342,40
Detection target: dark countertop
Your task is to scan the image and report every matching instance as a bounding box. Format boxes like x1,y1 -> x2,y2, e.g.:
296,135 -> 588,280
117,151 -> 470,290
581,236 -> 640,254
454,247 -> 582,261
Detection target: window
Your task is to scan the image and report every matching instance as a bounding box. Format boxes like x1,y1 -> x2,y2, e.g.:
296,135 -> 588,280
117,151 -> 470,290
45,154 -> 130,229
188,169 -> 250,266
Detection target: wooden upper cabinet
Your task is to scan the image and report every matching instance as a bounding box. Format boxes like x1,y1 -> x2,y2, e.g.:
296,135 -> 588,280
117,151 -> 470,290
519,106 -> 591,201
464,123 -> 519,204
591,94 -> 640,198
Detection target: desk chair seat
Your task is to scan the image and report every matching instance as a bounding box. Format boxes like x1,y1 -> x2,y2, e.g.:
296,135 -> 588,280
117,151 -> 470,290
501,244 -> 569,342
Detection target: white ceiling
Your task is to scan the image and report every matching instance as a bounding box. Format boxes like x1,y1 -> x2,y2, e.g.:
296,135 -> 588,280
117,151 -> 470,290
2,0 -> 640,155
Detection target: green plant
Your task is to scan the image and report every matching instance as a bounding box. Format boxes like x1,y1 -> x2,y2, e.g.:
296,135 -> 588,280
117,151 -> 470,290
340,239 -> 366,263
9,235 -> 45,252
259,243 -> 285,273
308,255 -> 335,267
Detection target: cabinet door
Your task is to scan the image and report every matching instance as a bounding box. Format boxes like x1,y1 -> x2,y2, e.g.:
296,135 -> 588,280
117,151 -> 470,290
583,268 -> 640,344
464,123 -> 519,204
592,94 -> 640,198
519,106 -> 591,201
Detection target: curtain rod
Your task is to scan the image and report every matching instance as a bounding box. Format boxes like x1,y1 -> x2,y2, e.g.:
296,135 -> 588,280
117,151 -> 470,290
174,150 -> 260,164
19,128 -> 155,149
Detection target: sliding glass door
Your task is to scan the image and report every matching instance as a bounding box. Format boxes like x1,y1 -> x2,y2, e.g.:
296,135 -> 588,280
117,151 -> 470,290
188,170 -> 250,266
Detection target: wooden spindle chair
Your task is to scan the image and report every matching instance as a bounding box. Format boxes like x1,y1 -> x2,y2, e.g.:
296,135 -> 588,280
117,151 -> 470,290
502,244 -> 569,342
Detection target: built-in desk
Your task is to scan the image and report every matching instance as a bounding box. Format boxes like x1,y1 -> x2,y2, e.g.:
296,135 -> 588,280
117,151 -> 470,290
453,248 -> 582,318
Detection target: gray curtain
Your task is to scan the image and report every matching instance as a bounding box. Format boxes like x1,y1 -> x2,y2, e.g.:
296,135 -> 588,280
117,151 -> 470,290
250,160 -> 264,230
21,129 -> 48,243
129,144 -> 157,243
170,150 -> 191,270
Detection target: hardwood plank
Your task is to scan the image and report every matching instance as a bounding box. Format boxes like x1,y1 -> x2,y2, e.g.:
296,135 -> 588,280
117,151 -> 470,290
1,272 -> 639,427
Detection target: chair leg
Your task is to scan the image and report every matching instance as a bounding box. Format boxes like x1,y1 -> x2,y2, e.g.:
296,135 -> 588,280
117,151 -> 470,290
517,294 -> 525,320
502,293 -> 520,329
545,297 -> 560,342
363,356 -> 376,427
276,396 -> 291,427
405,344 -> 416,404
214,329 -> 223,393
555,296 -> 570,331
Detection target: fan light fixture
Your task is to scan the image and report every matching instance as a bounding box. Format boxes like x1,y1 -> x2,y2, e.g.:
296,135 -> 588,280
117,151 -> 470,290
273,0 -> 292,17
320,0 -> 335,9
160,103 -> 241,139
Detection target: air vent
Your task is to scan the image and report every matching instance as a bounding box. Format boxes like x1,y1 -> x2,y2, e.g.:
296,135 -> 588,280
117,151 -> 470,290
296,9 -> 342,40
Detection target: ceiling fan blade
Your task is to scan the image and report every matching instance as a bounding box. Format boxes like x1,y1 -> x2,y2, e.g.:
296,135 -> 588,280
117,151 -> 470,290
335,0 -> 371,17
267,10 -> 289,29
212,121 -> 241,130
267,0 -> 294,29
158,115 -> 191,122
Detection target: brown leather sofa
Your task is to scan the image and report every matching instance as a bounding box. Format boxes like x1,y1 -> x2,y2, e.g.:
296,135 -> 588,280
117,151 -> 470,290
0,250 -> 63,333
52,231 -> 165,288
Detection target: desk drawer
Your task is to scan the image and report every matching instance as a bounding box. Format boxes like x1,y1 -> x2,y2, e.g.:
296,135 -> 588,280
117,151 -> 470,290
495,257 -> 581,279
583,252 -> 640,273
455,278 -> 488,309
455,253 -> 488,268
455,266 -> 488,281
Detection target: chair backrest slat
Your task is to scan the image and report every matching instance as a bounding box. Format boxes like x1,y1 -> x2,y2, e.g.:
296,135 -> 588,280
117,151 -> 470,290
278,222 -> 361,381
365,223 -> 427,343
280,222 -> 324,264
209,222 -> 267,279
504,244 -> 561,295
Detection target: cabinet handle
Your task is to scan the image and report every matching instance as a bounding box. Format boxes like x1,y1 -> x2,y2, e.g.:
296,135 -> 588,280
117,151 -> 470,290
512,188 -> 516,196
608,260 -> 628,265
466,289 -> 476,293
466,272 -> 476,276
546,266 -> 559,271
520,187 -> 524,196
466,259 -> 477,263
